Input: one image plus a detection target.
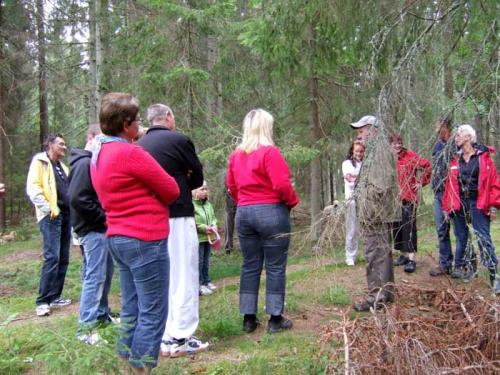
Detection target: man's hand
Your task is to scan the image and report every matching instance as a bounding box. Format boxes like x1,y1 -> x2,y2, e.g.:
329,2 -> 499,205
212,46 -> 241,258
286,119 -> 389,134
488,208 -> 497,220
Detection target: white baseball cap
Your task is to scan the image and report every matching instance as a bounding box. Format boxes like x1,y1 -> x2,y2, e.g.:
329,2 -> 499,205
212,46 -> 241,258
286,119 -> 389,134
350,115 -> 377,129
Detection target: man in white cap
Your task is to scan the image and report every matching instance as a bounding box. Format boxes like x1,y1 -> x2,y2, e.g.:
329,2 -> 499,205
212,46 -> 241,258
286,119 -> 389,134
350,115 -> 400,311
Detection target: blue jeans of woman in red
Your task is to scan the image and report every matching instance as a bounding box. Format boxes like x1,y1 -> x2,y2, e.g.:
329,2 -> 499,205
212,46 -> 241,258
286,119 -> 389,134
237,203 -> 291,316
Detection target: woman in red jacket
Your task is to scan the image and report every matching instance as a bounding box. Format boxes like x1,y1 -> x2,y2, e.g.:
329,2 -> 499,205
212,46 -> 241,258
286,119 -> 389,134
389,133 -> 431,273
442,124 -> 500,293
91,93 -> 180,373
226,109 -> 299,334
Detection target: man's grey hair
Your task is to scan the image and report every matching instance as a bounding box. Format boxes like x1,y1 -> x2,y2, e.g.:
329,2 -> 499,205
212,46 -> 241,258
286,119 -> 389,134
147,103 -> 174,126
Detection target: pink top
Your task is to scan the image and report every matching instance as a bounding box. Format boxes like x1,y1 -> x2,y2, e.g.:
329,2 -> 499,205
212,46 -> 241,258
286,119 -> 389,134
90,142 -> 180,241
226,145 -> 299,208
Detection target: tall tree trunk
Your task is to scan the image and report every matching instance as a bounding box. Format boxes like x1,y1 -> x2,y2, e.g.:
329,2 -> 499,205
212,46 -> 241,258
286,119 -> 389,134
36,0 -> 48,148
443,2 -> 454,99
0,0 -> 5,231
206,34 -> 222,123
97,0 -> 109,94
308,22 -> 321,242
186,19 -> 194,129
88,0 -> 99,123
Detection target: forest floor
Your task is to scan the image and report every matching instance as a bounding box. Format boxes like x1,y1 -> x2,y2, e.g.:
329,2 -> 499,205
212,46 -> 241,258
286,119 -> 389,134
0,215 -> 498,374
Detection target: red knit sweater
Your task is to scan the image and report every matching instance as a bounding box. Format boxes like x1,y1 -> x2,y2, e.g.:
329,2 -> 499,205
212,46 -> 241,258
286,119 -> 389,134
226,145 -> 299,208
90,142 -> 180,241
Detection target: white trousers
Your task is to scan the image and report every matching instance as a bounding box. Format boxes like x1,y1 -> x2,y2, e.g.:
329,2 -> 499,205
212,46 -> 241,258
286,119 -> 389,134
163,217 -> 200,340
345,199 -> 359,262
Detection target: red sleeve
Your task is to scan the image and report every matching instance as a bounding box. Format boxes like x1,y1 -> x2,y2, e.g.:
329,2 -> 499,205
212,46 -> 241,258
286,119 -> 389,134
226,153 -> 238,203
418,156 -> 432,187
264,147 -> 300,208
487,158 -> 500,209
128,146 -> 180,206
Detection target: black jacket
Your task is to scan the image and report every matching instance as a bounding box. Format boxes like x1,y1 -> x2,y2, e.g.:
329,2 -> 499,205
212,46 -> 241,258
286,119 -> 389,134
138,126 -> 204,217
68,149 -> 106,236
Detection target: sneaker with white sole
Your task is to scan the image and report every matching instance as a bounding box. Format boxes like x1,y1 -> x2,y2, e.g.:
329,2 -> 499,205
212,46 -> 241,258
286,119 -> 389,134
35,304 -> 50,317
160,339 -> 174,357
49,297 -> 71,308
77,332 -> 107,346
170,336 -> 209,358
206,282 -> 217,291
200,285 -> 213,296
346,259 -> 355,266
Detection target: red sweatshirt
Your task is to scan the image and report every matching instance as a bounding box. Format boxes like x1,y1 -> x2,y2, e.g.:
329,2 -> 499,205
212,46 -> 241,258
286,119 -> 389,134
90,142 -> 180,241
226,145 -> 299,208
396,149 -> 431,204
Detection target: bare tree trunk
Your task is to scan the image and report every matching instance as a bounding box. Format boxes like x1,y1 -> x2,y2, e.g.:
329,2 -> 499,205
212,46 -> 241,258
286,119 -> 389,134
206,35 -> 220,122
36,0 -> 48,149
97,0 -> 109,94
0,0 -> 5,231
309,21 -> 322,242
186,19 -> 194,129
443,2 -> 454,99
88,0 -> 99,123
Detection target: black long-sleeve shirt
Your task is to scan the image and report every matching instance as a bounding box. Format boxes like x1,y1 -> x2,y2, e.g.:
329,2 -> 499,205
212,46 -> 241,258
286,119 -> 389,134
138,126 -> 204,218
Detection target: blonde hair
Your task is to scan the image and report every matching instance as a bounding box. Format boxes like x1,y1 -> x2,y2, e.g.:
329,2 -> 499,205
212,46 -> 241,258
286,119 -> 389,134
192,180 -> 208,199
237,109 -> 274,153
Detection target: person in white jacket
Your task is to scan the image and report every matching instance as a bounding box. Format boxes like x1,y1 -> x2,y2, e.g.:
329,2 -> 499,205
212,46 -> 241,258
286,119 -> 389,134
342,140 -> 365,266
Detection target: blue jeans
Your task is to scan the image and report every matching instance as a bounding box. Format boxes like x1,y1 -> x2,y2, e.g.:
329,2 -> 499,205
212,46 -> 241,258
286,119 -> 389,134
36,213 -> 71,305
433,192 -> 454,269
78,231 -> 114,332
453,197 -> 498,269
108,236 -> 169,369
198,241 -> 211,285
236,203 -> 291,316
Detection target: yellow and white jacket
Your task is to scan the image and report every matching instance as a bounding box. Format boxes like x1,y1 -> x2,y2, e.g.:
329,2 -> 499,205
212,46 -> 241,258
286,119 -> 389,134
26,152 -> 69,222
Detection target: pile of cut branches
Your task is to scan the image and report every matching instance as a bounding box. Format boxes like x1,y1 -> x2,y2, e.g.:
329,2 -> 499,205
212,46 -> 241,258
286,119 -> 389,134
319,285 -> 500,374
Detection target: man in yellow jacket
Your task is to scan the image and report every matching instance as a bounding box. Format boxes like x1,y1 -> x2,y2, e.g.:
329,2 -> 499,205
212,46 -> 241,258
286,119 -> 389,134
27,134 -> 72,317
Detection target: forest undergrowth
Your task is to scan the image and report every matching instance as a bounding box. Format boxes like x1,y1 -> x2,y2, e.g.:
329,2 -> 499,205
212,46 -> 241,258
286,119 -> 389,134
0,211 -> 499,374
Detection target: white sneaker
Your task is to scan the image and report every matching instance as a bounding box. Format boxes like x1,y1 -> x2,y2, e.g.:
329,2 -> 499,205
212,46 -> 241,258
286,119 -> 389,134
35,304 -> 50,317
170,336 -> 209,358
346,259 -> 355,266
160,339 -> 174,357
206,282 -> 217,291
200,285 -> 213,296
78,333 -> 107,346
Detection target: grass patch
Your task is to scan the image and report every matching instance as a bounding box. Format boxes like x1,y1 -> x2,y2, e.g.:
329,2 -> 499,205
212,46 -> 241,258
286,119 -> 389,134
317,284 -> 351,306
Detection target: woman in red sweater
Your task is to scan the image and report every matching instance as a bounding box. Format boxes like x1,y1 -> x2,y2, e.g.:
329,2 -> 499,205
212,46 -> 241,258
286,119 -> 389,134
226,108 -> 299,334
90,93 -> 179,373
389,133 -> 431,273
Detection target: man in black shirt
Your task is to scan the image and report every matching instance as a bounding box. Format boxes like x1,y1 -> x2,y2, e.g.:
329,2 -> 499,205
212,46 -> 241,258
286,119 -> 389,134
138,104 -> 208,357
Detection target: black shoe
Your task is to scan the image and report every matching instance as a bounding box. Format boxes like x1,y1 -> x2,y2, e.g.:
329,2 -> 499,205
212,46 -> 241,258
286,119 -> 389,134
267,317 -> 293,334
404,260 -> 416,273
451,267 -> 467,279
394,255 -> 409,266
243,315 -> 259,333
353,300 -> 372,312
429,265 -> 451,277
